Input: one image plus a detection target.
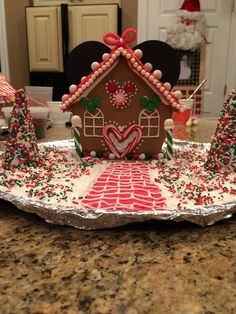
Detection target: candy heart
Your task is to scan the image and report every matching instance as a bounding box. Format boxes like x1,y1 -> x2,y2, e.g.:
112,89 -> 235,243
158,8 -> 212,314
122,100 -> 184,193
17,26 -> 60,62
103,124 -> 142,158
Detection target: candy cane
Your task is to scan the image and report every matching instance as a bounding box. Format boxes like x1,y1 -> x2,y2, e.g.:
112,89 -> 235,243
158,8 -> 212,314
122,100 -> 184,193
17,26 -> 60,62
71,115 -> 82,158
164,119 -> 175,160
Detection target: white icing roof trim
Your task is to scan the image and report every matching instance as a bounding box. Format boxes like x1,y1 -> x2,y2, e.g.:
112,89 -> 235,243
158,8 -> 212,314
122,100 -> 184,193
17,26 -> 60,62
61,29 -> 185,113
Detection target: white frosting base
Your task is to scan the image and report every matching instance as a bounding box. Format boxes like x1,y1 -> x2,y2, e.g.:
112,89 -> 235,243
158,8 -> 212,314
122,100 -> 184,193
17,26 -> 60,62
149,148 -> 235,210
0,146 -> 235,211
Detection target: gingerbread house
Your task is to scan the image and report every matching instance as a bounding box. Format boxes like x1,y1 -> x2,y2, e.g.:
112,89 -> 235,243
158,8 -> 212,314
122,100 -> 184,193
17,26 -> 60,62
61,28 -> 185,159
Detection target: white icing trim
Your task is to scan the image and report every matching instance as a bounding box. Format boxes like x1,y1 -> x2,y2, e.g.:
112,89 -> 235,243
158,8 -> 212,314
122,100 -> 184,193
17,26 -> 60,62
62,45 -> 184,111
83,109 -> 104,138
80,60 -> 119,99
138,109 -> 160,138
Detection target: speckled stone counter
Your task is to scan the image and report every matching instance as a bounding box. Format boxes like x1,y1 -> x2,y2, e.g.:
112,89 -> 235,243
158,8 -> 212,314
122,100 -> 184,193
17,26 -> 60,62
0,117 -> 236,314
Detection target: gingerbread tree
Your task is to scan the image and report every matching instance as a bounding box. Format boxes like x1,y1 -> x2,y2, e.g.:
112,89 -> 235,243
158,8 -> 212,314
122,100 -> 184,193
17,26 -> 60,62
205,90 -> 236,171
3,89 -> 41,170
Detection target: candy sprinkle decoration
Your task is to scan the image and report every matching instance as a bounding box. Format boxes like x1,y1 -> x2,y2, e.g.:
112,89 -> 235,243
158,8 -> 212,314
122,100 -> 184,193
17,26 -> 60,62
3,89 -> 41,170
164,119 -> 175,160
205,90 -> 236,172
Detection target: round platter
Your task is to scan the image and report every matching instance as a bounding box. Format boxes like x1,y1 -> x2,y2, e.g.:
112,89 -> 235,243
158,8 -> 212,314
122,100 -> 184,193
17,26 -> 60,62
0,140 -> 235,229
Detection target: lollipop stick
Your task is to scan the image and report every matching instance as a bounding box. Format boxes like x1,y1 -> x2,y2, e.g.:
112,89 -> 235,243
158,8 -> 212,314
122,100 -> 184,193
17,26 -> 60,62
188,78 -> 207,99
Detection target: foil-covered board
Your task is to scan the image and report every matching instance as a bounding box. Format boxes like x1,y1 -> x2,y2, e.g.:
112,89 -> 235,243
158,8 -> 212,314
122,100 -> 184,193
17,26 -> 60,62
0,140 -> 235,229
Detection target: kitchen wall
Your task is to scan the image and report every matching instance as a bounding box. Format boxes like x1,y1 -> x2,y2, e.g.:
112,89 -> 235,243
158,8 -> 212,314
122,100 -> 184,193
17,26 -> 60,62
4,0 -> 32,89
121,0 -> 137,43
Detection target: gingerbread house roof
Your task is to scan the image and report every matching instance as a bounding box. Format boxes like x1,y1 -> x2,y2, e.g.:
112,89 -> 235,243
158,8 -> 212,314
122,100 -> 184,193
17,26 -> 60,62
0,74 -> 16,103
61,29 -> 185,113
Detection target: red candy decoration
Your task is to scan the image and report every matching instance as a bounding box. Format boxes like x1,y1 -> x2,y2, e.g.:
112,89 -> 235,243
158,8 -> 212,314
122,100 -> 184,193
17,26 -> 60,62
124,82 -> 135,94
112,89 -> 129,109
103,28 -> 137,49
133,153 -> 139,160
103,151 -> 109,158
107,81 -> 118,92
152,153 -> 159,160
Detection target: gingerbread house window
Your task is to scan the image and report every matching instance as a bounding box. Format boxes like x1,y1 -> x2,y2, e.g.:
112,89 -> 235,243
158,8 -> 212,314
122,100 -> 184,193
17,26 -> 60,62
139,109 -> 160,138
84,108 -> 104,137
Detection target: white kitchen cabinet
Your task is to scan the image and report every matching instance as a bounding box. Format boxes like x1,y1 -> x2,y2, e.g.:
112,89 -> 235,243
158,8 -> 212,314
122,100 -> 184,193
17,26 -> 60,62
68,5 -> 118,51
26,4 -> 118,72
33,0 -> 72,5
33,0 -> 121,7
26,7 -> 63,72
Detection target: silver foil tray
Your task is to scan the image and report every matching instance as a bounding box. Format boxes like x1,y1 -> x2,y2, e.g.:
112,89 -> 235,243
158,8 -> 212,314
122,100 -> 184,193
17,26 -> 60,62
0,139 -> 235,229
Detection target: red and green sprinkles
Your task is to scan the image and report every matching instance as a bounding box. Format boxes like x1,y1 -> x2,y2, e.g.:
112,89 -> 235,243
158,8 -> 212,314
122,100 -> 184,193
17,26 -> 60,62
0,147 -> 100,204
205,91 -> 236,172
3,89 -> 41,170
153,149 -> 236,210
0,145 -> 235,210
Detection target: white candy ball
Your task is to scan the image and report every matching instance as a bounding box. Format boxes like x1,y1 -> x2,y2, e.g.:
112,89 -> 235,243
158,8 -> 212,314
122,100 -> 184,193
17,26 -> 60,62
153,70 -> 162,79
90,151 -> 96,157
62,94 -> 68,102
61,103 -> 66,110
69,84 -> 77,93
174,90 -> 182,99
109,153 -> 115,160
102,53 -> 109,60
164,82 -> 171,90
164,119 -> 175,130
134,49 -> 143,58
158,152 -> 165,160
91,62 -> 99,71
71,115 -> 82,127
144,63 -> 153,71
139,153 -> 145,160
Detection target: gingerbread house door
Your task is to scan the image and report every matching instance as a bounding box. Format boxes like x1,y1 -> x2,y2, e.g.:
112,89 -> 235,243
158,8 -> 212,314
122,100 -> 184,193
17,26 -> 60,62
137,0 -> 236,115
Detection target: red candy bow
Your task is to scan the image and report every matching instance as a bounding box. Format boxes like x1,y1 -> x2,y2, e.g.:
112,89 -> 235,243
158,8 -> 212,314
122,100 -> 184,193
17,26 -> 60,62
103,28 -> 136,49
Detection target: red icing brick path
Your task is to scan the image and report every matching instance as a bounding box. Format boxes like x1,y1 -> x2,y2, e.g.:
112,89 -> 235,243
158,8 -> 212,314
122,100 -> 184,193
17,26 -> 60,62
81,161 -> 166,211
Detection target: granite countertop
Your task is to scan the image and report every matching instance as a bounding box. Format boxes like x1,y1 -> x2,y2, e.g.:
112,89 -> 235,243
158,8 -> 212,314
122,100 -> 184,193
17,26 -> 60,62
0,117 -> 236,314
